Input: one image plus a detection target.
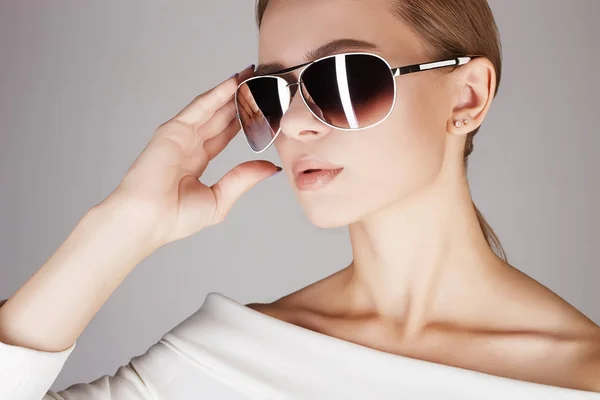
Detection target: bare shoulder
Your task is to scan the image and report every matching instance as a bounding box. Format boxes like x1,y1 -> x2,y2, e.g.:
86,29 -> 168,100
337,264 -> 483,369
246,263 -> 600,391
485,264 -> 600,390
246,267 -> 352,324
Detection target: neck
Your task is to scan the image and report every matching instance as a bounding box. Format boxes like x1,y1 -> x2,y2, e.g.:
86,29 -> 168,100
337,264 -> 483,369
346,164 -> 503,336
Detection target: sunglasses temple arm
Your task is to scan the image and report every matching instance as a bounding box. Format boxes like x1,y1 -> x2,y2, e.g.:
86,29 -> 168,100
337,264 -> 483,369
391,56 -> 473,77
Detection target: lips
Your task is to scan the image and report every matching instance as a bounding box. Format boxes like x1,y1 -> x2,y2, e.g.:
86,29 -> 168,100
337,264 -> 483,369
291,156 -> 344,191
292,157 -> 342,176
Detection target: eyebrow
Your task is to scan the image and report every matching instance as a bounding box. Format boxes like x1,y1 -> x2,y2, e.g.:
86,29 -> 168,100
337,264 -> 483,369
254,38 -> 379,76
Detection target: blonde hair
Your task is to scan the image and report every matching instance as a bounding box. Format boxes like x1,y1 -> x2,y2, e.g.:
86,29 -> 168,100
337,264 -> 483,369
255,0 -> 507,261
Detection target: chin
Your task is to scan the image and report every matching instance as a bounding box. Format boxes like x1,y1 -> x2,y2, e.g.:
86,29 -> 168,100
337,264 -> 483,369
296,185 -> 412,229
305,211 -> 353,229
298,200 -> 364,229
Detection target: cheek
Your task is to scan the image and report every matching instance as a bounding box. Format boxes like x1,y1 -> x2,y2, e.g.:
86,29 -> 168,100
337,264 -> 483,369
349,80 -> 448,193
270,78 -> 450,227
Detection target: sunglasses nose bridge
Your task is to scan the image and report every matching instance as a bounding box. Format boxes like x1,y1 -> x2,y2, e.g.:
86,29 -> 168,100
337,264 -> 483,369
283,81 -> 301,104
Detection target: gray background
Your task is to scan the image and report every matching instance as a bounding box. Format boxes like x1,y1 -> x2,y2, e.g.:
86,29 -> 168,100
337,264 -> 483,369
0,0 -> 598,392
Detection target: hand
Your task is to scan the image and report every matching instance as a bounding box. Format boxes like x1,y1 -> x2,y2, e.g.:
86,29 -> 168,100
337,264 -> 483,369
106,66 -> 280,249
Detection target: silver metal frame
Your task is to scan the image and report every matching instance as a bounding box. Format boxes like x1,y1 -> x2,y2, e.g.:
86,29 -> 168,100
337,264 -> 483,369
235,52 -> 475,153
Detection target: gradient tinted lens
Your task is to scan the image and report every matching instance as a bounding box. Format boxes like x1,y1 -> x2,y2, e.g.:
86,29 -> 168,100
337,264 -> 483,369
236,76 -> 290,152
301,54 -> 395,129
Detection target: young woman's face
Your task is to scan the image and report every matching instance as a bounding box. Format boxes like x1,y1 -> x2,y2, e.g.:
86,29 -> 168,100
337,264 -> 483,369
258,0 -> 458,228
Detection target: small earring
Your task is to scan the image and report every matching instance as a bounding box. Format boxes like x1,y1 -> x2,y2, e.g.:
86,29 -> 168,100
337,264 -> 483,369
454,120 -> 463,128
463,119 -> 470,125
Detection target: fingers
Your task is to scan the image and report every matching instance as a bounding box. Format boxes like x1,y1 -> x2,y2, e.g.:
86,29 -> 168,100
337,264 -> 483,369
140,65 -> 257,182
237,84 -> 261,115
195,100 -> 237,142
173,80 -> 236,127
150,100 -> 237,166
237,66 -> 255,85
237,88 -> 265,135
173,65 -> 254,127
203,116 -> 241,160
238,83 -> 252,99
236,87 -> 254,120
235,68 -> 258,118
237,97 -> 251,124
210,161 -> 281,222
245,88 -> 261,114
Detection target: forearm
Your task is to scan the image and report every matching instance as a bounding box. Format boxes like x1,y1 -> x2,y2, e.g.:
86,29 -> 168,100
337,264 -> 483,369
0,199 -> 158,352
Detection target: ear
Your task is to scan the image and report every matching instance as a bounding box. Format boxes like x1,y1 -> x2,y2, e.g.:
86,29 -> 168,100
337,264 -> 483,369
446,57 -> 496,135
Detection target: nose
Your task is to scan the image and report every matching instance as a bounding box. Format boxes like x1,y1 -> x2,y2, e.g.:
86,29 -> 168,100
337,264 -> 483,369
279,82 -> 332,143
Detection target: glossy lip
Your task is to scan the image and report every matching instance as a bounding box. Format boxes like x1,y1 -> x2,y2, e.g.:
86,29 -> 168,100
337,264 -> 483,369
291,156 -> 343,177
291,156 -> 344,191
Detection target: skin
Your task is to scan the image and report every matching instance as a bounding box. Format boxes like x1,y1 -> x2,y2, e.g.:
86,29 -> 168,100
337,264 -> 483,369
246,0 -> 600,392
0,0 -> 597,394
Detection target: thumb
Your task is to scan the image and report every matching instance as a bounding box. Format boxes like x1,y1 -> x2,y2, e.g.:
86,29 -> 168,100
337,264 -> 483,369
210,160 -> 281,220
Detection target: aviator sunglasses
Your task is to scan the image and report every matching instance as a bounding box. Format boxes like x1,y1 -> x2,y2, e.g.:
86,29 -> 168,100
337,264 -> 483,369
235,52 -> 476,153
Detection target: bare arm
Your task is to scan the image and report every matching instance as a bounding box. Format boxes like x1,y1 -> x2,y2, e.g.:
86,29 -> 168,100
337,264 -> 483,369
0,199 -> 157,352
0,65 -> 276,354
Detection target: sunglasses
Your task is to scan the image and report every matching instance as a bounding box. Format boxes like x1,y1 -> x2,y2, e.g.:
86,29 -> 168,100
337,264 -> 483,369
235,52 -> 475,153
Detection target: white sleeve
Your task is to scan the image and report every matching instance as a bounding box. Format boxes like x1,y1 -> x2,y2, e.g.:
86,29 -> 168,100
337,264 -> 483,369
0,300 -> 154,400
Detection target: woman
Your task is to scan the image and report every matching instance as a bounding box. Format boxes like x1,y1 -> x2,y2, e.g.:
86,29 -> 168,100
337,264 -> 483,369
1,0 -> 599,398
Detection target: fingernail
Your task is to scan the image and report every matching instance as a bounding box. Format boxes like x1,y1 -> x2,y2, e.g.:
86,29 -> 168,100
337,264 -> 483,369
229,72 -> 239,79
271,166 -> 283,177
246,64 -> 255,71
